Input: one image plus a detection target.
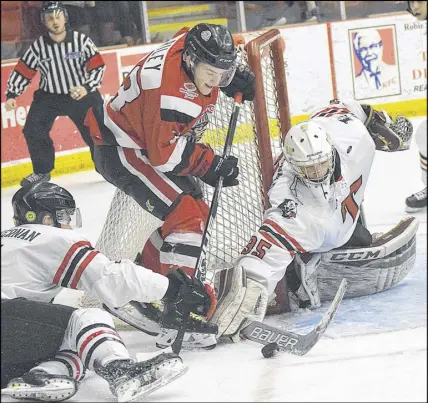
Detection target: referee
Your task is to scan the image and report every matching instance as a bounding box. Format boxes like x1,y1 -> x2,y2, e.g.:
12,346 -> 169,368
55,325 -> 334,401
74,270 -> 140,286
5,1 -> 105,187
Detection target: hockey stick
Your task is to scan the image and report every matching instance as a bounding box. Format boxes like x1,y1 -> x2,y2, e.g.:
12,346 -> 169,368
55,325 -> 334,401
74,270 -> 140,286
241,278 -> 347,357
171,93 -> 243,354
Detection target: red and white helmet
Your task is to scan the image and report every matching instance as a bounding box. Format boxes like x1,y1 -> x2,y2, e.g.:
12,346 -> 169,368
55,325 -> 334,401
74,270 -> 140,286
283,121 -> 336,188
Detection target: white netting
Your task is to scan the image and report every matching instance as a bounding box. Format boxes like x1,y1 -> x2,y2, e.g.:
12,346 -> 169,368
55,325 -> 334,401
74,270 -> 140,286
78,32 -> 287,320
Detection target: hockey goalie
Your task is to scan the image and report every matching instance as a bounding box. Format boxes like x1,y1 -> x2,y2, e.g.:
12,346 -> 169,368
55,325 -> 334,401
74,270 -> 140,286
209,98 -> 418,340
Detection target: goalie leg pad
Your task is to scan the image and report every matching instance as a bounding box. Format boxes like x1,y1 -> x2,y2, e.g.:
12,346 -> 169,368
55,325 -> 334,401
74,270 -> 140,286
318,216 -> 418,301
209,265 -> 268,338
286,253 -> 321,309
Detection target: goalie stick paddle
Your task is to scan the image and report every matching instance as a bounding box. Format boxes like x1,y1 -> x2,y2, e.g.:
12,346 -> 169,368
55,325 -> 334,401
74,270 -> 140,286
241,278 -> 347,356
171,93 -> 243,355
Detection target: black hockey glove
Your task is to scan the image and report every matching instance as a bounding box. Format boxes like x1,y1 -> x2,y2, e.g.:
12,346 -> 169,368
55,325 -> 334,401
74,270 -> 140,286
199,155 -> 239,188
162,269 -> 216,320
221,64 -> 256,102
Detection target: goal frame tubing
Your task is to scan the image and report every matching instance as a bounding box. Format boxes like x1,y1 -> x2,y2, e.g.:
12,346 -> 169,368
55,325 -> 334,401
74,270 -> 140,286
246,29 -> 291,209
246,29 -> 291,313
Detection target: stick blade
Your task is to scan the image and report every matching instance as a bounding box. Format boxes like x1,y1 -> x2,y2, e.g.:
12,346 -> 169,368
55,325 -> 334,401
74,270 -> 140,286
242,278 -> 347,356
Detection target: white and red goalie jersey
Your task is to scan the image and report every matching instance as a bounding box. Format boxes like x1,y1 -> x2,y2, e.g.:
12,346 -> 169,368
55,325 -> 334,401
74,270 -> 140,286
235,99 -> 376,295
1,224 -> 168,307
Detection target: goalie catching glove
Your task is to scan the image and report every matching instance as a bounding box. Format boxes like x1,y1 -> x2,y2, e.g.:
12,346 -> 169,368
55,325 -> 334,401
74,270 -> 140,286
361,104 -> 413,151
199,155 -> 239,188
209,265 -> 269,340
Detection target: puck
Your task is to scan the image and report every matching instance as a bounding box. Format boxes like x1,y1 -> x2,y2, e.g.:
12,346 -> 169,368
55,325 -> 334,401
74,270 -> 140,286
261,342 -> 279,358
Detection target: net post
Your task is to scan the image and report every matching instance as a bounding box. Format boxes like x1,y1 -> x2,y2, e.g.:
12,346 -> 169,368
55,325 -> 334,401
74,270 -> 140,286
246,29 -> 282,208
246,29 -> 291,313
272,38 -> 291,142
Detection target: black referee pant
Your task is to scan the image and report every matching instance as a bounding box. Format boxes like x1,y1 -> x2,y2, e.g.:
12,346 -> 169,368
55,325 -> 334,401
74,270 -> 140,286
23,89 -> 103,174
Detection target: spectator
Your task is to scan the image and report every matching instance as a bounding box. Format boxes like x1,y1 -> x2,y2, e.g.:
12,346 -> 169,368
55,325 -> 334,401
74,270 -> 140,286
85,1 -> 136,47
61,1 -> 94,38
300,1 -> 320,22
4,1 -> 105,187
245,1 -> 290,30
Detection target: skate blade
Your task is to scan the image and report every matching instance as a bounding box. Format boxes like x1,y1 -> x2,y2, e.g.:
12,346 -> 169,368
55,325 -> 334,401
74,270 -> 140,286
405,205 -> 426,213
103,303 -> 161,336
156,329 -> 217,351
1,380 -> 76,402
116,360 -> 188,402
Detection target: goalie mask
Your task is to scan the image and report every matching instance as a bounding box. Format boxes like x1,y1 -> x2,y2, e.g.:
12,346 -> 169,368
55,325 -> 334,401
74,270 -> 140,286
283,122 -> 336,192
183,23 -> 237,88
12,182 -> 82,229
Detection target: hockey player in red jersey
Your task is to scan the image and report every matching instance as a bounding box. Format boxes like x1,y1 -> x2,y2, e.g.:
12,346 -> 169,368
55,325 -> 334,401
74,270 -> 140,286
84,23 -> 255,278
208,99 -> 418,340
1,182 -> 217,400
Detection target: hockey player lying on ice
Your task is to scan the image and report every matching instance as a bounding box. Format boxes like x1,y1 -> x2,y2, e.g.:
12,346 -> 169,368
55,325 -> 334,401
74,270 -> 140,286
1,182 -> 216,401
209,98 -> 419,340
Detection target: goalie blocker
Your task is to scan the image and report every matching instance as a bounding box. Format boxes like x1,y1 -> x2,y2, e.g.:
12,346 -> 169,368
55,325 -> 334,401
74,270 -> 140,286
209,216 -> 418,339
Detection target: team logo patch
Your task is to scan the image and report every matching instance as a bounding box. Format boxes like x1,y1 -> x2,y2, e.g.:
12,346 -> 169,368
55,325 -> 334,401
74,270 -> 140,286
65,51 -> 83,60
179,82 -> 198,100
338,115 -> 352,124
201,30 -> 212,41
278,199 -> 297,219
25,211 -> 37,222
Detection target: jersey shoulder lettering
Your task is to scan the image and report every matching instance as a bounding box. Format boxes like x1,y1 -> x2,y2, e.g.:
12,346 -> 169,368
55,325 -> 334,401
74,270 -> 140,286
103,33 -> 218,152
1,224 -> 94,302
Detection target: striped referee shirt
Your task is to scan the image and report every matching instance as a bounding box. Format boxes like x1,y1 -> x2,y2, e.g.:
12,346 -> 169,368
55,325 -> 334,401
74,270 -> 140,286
6,30 -> 105,98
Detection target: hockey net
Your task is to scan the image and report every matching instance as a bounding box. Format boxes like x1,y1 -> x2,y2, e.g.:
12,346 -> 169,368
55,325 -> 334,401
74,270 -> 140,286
78,29 -> 291,320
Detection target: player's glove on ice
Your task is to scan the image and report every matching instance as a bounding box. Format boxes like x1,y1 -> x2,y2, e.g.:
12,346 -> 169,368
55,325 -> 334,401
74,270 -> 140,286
221,64 -> 255,102
162,268 -> 217,321
199,155 -> 239,188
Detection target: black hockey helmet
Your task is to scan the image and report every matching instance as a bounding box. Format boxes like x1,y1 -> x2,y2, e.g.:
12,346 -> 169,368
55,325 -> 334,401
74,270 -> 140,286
12,182 -> 81,228
183,23 -> 237,86
41,1 -> 68,24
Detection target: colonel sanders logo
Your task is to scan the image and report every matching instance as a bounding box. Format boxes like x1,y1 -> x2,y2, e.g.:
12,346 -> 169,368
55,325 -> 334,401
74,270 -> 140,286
278,199 -> 297,219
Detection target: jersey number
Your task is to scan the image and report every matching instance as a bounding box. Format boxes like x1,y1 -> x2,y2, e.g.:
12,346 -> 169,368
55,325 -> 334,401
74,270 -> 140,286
241,236 -> 272,259
341,175 -> 363,223
110,65 -> 141,111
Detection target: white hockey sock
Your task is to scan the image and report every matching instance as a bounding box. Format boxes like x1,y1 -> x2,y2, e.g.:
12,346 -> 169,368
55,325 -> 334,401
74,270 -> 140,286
32,350 -> 85,382
65,308 -> 131,371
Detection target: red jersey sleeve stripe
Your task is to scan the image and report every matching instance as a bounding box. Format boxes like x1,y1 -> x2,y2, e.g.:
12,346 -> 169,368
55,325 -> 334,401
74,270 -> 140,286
264,219 -> 306,253
53,241 -> 91,284
70,250 -> 100,289
259,230 -> 283,249
15,60 -> 37,81
86,54 -> 105,72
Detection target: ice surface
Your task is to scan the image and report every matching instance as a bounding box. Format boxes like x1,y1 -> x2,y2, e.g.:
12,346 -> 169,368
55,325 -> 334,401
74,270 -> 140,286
1,117 -> 426,402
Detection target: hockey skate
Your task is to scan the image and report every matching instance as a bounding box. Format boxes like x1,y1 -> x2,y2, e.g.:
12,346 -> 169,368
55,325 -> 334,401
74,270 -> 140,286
94,353 -> 187,402
103,301 -> 218,350
405,187 -> 427,212
20,172 -> 51,187
2,369 -> 77,402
